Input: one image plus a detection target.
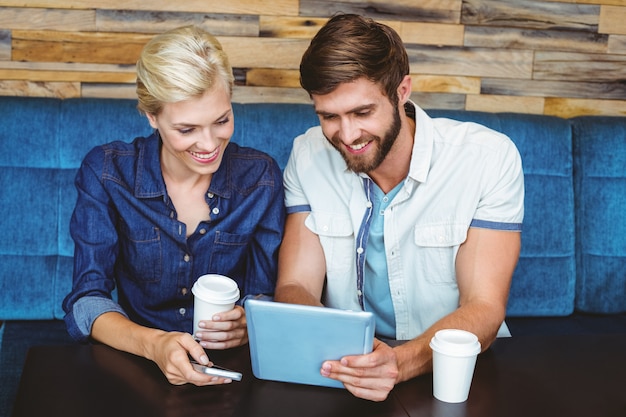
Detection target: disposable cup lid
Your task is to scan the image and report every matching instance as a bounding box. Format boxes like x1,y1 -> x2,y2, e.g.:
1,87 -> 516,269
192,274 -> 240,304
429,329 -> 481,357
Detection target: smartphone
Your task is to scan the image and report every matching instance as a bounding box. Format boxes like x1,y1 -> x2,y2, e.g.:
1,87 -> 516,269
190,360 -> 243,381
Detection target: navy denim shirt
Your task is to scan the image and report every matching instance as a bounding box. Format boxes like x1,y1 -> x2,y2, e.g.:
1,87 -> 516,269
63,133 -> 285,341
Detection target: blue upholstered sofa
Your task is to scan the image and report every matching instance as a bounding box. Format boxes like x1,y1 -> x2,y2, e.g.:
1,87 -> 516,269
1,97 -> 625,415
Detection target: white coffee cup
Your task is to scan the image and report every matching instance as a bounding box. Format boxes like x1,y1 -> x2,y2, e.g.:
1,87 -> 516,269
429,329 -> 481,403
191,274 -> 240,335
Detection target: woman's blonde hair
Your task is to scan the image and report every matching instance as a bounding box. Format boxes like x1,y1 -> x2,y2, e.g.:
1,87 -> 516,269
136,25 -> 234,115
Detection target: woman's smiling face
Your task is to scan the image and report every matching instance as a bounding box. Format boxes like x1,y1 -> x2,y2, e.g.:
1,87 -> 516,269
147,83 -> 234,179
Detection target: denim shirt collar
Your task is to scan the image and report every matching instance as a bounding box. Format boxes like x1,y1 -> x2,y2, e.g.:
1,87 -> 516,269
135,131 -> 232,200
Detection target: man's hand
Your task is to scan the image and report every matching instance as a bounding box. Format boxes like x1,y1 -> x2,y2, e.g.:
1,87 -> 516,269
320,339 -> 399,401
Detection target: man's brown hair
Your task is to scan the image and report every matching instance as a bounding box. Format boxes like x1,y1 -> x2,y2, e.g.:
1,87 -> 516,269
300,14 -> 410,103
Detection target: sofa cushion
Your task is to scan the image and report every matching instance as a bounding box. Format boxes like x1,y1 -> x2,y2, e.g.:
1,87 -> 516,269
428,110 -> 576,316
572,116 -> 626,314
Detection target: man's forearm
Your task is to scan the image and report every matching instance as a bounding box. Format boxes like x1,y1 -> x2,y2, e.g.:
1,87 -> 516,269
274,283 -> 323,307
393,300 -> 504,383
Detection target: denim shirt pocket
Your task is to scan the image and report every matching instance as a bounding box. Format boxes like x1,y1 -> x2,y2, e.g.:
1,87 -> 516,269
306,212 -> 354,275
118,223 -> 162,283
413,223 -> 467,285
209,230 -> 251,275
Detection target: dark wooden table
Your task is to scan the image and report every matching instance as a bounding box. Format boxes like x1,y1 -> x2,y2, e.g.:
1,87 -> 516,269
11,334 -> 626,417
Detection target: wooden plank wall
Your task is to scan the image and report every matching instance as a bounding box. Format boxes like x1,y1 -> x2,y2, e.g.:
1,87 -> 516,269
0,0 -> 624,117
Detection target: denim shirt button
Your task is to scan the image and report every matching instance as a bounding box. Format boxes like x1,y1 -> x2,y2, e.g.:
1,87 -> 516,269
199,228 -> 207,235
183,254 -> 190,262
212,207 -> 220,215
207,192 -> 214,198
181,288 -> 188,296
179,308 -> 186,315
169,211 -> 175,218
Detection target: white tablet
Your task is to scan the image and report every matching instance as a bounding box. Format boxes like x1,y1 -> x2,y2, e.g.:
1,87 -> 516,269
245,299 -> 375,389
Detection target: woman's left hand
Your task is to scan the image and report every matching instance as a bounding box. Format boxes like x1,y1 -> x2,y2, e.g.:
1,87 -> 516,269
194,305 -> 248,349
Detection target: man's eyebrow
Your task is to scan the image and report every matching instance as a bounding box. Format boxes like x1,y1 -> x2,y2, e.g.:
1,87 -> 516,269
316,103 -> 376,117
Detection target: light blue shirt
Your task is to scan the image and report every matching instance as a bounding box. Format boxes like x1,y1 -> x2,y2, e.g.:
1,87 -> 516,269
363,179 -> 403,339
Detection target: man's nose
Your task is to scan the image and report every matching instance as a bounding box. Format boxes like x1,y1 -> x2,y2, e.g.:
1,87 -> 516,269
339,118 -> 361,144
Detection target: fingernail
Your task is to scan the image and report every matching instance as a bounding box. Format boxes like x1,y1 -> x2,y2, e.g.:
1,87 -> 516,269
200,355 -> 209,365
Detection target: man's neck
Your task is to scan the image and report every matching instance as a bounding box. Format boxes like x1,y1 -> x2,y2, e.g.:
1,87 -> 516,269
367,105 -> 416,193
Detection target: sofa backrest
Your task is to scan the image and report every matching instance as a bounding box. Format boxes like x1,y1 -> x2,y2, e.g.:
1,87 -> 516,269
572,117 -> 626,314
0,97 -> 623,321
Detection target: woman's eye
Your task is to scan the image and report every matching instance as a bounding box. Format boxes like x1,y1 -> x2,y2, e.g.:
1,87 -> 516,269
217,117 -> 230,125
178,128 -> 194,135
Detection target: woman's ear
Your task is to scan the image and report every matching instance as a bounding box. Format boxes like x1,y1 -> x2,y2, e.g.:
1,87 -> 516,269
145,112 -> 158,129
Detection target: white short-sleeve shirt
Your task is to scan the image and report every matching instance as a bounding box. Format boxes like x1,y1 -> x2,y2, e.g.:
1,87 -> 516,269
284,101 -> 524,340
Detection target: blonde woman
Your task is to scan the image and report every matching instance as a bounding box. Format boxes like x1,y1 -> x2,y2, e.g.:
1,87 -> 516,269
63,26 -> 284,385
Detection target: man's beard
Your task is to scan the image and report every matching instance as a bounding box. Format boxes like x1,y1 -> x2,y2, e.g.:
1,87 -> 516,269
329,104 -> 402,173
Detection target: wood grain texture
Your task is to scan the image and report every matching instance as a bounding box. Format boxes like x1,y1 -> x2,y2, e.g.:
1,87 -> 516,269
0,7 -> 94,31
599,6 -> 626,34
0,30 -> 9,60
96,10 -> 259,36
466,94 -> 545,114
465,26 -> 608,53
548,0 -> 625,5
0,80 -> 80,97
0,0 -> 299,15
299,0 -> 462,23
245,69 -> 300,88
407,45 -> 533,79
482,78 -> 626,100
0,1 -> 624,116
462,0 -> 599,31
545,97 -> 626,117
12,30 -> 151,64
219,36 -> 310,69
608,35 -> 626,53
411,75 -> 480,94
533,51 -> 626,82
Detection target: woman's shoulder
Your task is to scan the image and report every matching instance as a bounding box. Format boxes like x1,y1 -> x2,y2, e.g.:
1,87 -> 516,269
221,142 -> 282,186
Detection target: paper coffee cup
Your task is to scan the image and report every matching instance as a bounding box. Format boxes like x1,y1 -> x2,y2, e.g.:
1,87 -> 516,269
191,274 -> 240,335
429,329 -> 481,403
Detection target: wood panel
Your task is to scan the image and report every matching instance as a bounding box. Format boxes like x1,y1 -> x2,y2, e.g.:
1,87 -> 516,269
482,78 -> 626,100
96,10 -> 260,36
466,94 -> 545,114
0,1 -> 624,117
0,0 -> 299,15
299,0 -> 462,23
407,46 -> 533,79
599,6 -> 626,34
0,7 -> 94,31
533,51 -> 626,82
545,97 -> 626,117
462,0 -> 599,31
11,30 -> 151,64
464,26 -> 608,53
411,75 -> 480,94
608,35 -> 626,53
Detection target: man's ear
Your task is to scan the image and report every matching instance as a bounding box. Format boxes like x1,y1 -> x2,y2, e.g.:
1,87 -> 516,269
397,75 -> 413,104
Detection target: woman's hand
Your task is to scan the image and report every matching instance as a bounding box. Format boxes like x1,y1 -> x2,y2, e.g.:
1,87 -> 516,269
149,331 -> 234,386
194,305 -> 248,349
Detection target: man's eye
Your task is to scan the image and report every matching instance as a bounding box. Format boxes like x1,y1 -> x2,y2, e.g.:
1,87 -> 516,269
217,117 -> 230,125
356,111 -> 370,117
